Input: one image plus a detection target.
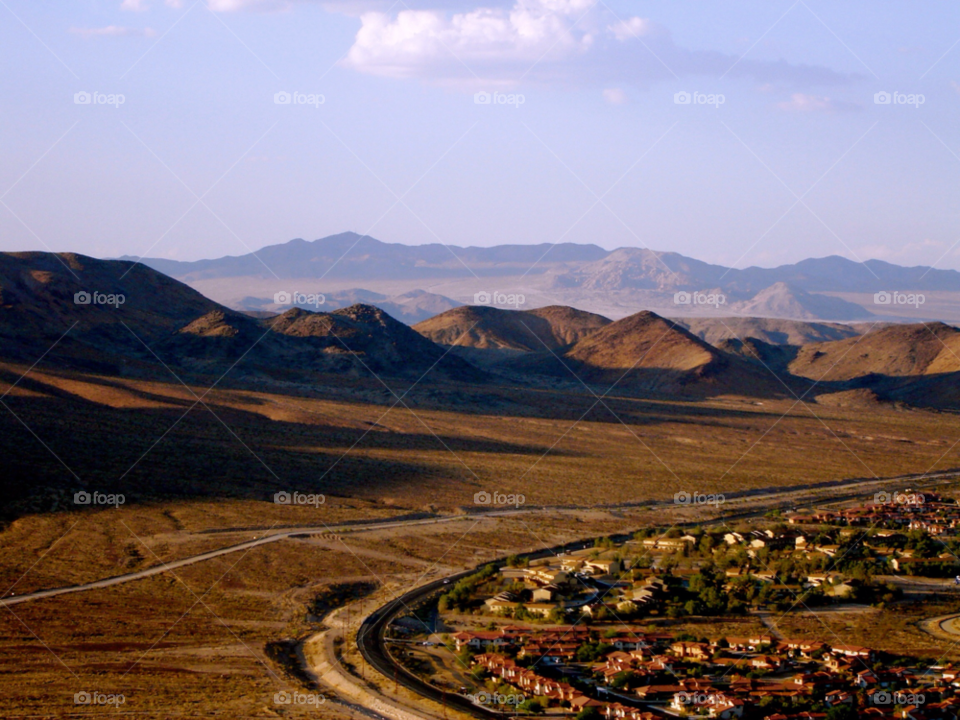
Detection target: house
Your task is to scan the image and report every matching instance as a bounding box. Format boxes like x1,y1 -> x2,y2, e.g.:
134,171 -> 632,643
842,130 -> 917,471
569,695 -> 603,710
532,584 -> 560,602
831,644 -> 875,662
585,558 -> 623,575
452,631 -> 511,651
670,641 -> 711,660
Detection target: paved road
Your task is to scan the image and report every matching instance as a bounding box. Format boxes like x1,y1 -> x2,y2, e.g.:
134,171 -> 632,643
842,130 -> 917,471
356,550 -> 584,720
353,471 -> 960,718
920,612 -> 960,642
4,467 -> 957,609
0,514 -> 485,607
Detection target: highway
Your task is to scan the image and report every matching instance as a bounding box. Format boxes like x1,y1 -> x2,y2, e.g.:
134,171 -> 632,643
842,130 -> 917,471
353,470 -> 960,718
355,537 -> 599,720
5,467 -> 957,610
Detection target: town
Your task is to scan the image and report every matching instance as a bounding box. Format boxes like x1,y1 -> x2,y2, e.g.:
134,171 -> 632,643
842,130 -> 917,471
388,491 -> 960,718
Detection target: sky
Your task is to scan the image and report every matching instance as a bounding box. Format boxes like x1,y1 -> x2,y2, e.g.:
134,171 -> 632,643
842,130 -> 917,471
1,0 -> 959,270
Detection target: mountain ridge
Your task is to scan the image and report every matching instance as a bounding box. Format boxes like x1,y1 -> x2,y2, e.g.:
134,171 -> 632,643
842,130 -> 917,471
124,232 -> 960,293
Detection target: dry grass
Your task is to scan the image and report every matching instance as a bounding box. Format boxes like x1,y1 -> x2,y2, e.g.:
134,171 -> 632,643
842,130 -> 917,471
0,541 -> 395,718
773,600 -> 960,662
4,362 -> 960,716
5,363 -> 960,522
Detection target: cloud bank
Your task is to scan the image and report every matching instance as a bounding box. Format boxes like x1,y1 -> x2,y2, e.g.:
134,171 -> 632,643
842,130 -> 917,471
337,0 -> 855,89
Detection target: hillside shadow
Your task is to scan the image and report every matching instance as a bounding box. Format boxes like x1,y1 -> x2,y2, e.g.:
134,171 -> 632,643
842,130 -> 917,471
0,376 -> 583,522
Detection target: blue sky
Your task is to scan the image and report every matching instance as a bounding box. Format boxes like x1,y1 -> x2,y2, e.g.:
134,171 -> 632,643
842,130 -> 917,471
1,0 -> 958,270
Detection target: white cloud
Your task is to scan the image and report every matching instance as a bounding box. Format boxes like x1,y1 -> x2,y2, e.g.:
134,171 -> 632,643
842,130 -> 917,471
776,92 -> 858,112
602,87 -> 624,104
608,17 -> 651,42
120,0 -> 149,10
69,26 -> 157,38
341,0 -> 597,81
208,0 -> 290,9
777,93 -> 832,111
337,0 -> 854,89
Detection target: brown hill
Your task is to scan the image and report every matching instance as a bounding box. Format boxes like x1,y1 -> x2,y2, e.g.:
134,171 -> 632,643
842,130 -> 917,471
789,322 -> 960,382
676,316 -> 863,347
550,311 -> 785,396
266,304 -> 482,377
413,305 -> 610,351
0,252 -> 478,382
730,282 -> 872,321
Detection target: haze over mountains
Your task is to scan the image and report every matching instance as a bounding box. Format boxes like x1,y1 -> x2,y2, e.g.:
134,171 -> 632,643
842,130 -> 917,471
128,232 -> 960,325
4,251 -> 960,412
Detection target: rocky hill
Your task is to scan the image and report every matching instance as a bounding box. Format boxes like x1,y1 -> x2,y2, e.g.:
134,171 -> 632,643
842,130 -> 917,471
675,316 -> 863,346
730,282 -> 873,321
0,252 -> 478,382
413,305 -> 611,351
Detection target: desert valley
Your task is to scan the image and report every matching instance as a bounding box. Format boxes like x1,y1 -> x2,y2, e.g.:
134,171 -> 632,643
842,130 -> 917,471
4,242 -> 960,719
4,2 -> 960,717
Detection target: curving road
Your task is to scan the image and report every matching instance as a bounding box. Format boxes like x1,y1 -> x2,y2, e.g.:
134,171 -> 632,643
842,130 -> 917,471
4,467 -> 956,610
0,514 -> 488,607
353,471 -> 960,718
355,538 -> 598,720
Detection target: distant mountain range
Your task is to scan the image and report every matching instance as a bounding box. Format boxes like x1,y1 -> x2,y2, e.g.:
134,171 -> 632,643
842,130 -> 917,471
5,251 -> 960,410
124,232 -> 960,324
128,232 -> 960,292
